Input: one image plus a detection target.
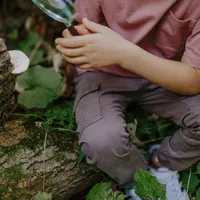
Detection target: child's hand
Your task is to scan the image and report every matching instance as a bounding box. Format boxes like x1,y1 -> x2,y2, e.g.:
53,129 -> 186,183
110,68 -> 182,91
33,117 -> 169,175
62,24 -> 90,38
55,18 -> 132,69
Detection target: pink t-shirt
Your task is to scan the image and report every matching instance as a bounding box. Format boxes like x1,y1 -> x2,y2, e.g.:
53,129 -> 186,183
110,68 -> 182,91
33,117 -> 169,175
74,0 -> 200,77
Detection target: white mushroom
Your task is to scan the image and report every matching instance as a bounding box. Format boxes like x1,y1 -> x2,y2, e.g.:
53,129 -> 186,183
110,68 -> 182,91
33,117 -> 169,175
8,50 -> 30,74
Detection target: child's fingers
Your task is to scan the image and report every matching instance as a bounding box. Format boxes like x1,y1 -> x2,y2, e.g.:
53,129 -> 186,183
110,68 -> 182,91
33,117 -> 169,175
62,55 -> 87,65
56,45 -> 84,57
62,29 -> 73,38
79,63 -> 92,69
62,24 -> 90,38
55,36 -> 89,48
75,25 -> 90,35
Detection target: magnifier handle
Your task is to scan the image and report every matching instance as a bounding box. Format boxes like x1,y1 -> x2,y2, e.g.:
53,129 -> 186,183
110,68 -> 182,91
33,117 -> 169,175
68,25 -> 79,36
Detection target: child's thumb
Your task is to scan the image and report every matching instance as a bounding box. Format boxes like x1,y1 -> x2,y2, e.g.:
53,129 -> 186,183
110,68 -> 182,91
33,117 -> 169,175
82,18 -> 104,33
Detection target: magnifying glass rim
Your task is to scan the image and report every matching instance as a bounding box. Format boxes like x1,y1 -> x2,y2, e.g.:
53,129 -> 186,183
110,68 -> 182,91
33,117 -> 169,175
32,0 -> 72,25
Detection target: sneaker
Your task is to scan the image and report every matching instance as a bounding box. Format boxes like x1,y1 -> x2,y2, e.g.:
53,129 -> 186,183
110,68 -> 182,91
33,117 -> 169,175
149,144 -> 189,200
125,187 -> 141,200
150,167 -> 189,200
149,144 -> 161,155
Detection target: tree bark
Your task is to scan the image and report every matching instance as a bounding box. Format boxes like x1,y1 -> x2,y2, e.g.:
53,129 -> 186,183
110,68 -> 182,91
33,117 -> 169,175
0,119 -> 102,200
0,38 -> 16,126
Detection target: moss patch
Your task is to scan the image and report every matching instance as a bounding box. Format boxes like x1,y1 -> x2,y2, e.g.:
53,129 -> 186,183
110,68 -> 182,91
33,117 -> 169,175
0,164 -> 31,200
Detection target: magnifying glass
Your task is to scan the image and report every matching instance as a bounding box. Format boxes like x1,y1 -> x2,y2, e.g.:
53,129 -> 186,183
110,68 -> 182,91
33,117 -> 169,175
32,0 -> 79,35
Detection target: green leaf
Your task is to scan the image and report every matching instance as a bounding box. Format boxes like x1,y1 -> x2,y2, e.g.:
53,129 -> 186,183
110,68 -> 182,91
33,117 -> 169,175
196,188 -> 200,200
135,170 -> 166,200
77,150 -> 85,164
86,182 -> 126,200
17,32 -> 45,64
196,162 -> 200,174
113,191 -> 127,200
181,171 -> 200,195
44,102 -> 76,130
34,192 -> 52,200
18,33 -> 41,56
17,65 -> 62,89
17,66 -> 63,108
8,28 -> 19,40
86,182 -> 112,200
18,87 -> 59,109
32,50 -> 45,63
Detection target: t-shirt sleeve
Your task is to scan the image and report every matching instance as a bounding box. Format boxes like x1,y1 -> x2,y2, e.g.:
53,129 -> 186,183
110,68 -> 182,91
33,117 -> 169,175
73,0 -> 102,24
181,19 -> 200,69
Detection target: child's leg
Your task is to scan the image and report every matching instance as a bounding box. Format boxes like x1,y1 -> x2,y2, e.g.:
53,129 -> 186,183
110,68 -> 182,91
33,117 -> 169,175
74,72 -> 148,188
139,83 -> 200,170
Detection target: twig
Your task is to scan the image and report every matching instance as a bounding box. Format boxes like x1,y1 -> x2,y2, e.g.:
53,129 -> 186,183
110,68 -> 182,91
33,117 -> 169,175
137,137 -> 164,146
30,57 -> 49,66
29,39 -> 43,63
52,127 -> 76,134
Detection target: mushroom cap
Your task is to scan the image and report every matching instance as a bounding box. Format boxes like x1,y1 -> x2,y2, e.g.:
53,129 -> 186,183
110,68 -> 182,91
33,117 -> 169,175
8,50 -> 30,74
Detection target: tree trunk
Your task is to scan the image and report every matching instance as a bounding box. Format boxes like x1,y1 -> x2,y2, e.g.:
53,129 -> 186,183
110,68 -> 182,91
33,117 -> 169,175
0,39 -> 103,200
0,38 -> 16,126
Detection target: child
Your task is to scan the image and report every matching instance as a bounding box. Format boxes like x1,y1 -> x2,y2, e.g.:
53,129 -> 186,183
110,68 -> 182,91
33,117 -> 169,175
55,0 -> 200,199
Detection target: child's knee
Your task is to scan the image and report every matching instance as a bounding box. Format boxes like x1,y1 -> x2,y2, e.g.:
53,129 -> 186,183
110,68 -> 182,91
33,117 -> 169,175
80,122 -> 131,164
182,112 -> 200,138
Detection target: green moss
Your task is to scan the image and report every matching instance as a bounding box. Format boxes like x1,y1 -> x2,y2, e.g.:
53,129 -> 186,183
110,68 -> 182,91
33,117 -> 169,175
0,120 -> 78,177
0,164 -> 31,200
21,121 -> 78,152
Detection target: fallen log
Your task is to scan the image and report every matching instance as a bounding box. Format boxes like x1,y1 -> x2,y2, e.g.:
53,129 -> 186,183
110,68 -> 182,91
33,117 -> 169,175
0,39 -> 103,200
0,119 -> 102,200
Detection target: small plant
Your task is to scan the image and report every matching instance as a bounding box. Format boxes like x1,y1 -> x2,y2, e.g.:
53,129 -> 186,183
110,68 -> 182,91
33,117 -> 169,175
44,102 -> 76,131
15,101 -> 76,133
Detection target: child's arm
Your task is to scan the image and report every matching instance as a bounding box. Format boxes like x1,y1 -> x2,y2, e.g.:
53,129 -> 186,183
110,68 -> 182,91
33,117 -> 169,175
119,44 -> 200,95
56,18 -> 200,95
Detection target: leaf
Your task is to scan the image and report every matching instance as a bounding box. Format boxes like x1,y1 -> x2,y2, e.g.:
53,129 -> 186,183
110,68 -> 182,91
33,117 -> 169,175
181,171 -> 200,195
196,162 -> 200,174
17,65 -> 63,108
17,65 -> 62,89
113,191 -> 127,200
77,150 -> 85,164
86,182 -> 126,200
18,33 -> 41,56
18,87 -> 58,109
34,192 -> 52,200
17,32 -> 45,64
135,170 -> 166,200
44,102 -> 76,130
196,188 -> 200,200
86,182 -> 112,200
32,50 -> 45,63
8,28 -> 19,40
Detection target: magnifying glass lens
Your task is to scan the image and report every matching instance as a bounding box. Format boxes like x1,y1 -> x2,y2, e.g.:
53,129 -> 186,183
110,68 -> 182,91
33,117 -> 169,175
48,0 -> 66,9
32,0 -> 74,24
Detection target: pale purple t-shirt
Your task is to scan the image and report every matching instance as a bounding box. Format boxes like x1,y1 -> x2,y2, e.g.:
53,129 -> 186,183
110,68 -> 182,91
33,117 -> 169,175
74,0 -> 200,77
